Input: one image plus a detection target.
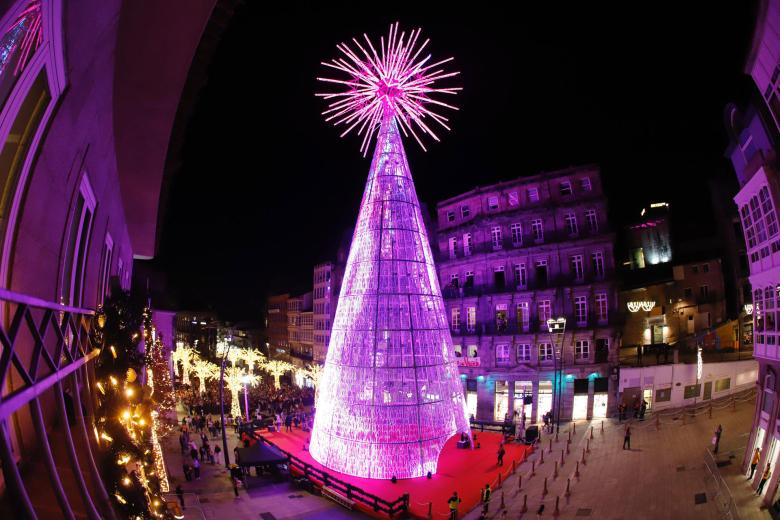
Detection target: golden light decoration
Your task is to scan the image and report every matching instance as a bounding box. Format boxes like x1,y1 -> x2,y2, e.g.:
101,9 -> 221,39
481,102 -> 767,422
262,359 -> 294,390
240,348 -> 266,372
170,344 -> 196,386
126,367 -> 137,382
224,366 -> 259,418
190,357 -> 220,394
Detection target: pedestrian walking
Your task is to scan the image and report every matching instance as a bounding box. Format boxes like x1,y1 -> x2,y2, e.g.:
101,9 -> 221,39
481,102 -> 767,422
749,448 -> 761,479
232,476 -> 240,497
285,414 -> 293,432
639,400 -> 647,420
713,424 -> 723,454
214,445 -> 222,465
497,442 -> 505,466
447,491 -> 461,520
623,424 -> 631,450
757,464 -> 772,495
193,458 -> 201,480
480,483 -> 492,512
183,463 -> 192,482
175,484 -> 185,510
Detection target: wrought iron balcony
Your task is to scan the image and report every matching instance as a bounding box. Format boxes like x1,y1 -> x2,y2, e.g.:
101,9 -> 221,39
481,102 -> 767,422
0,288 -> 114,519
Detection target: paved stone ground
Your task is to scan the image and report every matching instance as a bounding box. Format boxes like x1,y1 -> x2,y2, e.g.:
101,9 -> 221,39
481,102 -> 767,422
463,391 -> 766,520
160,405 -> 361,520
161,393 -> 765,520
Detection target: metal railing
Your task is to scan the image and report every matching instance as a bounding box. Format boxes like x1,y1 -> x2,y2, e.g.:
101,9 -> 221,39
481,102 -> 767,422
704,448 -> 741,520
0,287 -> 114,520
245,430 -> 409,517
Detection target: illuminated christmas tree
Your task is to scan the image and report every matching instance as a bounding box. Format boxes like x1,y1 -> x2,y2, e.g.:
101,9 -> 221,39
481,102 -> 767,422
310,23 -> 470,479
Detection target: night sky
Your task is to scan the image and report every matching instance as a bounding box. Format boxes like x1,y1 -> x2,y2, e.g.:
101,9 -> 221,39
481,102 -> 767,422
152,3 -> 759,321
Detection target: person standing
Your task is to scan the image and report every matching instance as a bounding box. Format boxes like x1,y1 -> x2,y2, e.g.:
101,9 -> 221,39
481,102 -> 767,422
193,458 -> 201,480
232,476 -> 240,497
447,491 -> 461,520
480,483 -> 492,512
497,442 -> 506,466
757,464 -> 772,495
749,448 -> 761,479
214,445 -> 222,466
623,424 -> 631,450
713,424 -> 723,454
175,484 -> 185,510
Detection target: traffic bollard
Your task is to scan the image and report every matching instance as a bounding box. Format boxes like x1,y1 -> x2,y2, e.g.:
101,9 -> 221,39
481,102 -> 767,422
601,420 -> 604,434
554,496 -> 560,516
586,438 -> 590,453
542,477 -> 548,496
561,449 -> 565,466
532,460 -> 536,476
581,448 -> 586,465
501,491 -> 505,510
553,460 -> 558,479
549,438 -> 553,453
540,449 -> 545,465
565,478 -> 571,497
518,474 -> 522,491
521,494 -> 528,513
575,461 -> 580,478
427,502 -> 432,519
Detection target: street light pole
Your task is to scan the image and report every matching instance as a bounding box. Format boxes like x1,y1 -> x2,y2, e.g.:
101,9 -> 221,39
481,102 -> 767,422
219,342 -> 231,468
547,317 -> 567,436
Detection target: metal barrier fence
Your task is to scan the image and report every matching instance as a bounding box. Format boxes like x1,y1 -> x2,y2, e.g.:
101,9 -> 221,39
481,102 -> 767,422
247,431 -> 409,518
704,448 -> 741,520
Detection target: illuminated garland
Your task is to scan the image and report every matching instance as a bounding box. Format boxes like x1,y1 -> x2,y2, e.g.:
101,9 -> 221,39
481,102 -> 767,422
91,295 -> 174,518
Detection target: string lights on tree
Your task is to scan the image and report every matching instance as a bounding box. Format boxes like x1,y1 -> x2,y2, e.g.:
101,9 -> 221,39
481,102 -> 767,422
263,359 -> 294,390
190,356 -> 220,394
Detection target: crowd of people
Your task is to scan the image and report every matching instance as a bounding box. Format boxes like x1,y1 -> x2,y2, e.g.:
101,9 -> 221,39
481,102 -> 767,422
177,380 -> 314,419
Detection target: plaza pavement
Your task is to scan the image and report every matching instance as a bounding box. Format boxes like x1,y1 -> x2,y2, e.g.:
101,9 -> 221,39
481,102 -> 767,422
161,405 -> 361,520
162,392 -> 766,520
463,390 -> 766,520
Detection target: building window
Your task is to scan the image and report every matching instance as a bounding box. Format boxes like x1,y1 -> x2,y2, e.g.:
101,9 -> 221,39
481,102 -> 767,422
585,209 -> 598,233
559,181 -> 572,196
684,287 -> 692,299
539,343 -> 553,362
449,273 -> 459,287
692,265 -> 698,274
531,219 -> 544,242
491,226 -> 502,250
496,344 -> 511,365
516,302 -> 529,331
468,344 -> 479,358
565,212 -> 578,236
538,300 -> 551,324
465,271 -> 474,288
514,263 -> 527,288
447,210 -> 455,222
535,259 -> 548,287
508,191 -> 519,207
580,177 -> 592,192
461,205 -> 470,218
571,255 -> 584,281
448,237 -> 457,259
592,251 -> 604,279
494,265 -> 505,290
97,233 -> 113,306
451,307 -> 461,331
700,285 -> 709,299
517,344 -> 531,362
463,233 -> 472,256
62,176 -> 96,305
575,340 -> 590,360
528,187 -> 539,202
495,303 -> 508,332
595,292 -> 608,322
510,223 -> 522,245
575,296 -> 587,326
702,263 -> 709,273
488,196 -> 499,210
466,306 -> 476,332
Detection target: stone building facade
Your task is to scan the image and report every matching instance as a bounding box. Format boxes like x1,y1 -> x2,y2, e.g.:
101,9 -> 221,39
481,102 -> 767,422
435,165 -> 620,425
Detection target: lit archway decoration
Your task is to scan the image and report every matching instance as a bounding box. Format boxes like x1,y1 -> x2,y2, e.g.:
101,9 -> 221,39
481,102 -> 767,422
627,301 -> 655,313
311,23 -> 470,479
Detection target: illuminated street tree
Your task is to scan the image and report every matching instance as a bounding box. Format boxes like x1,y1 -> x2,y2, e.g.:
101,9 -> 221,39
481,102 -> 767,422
310,23 -> 470,479
303,363 -> 324,397
240,348 -> 266,373
190,357 -> 219,394
224,367 -> 259,419
171,344 -> 196,386
263,359 -> 293,390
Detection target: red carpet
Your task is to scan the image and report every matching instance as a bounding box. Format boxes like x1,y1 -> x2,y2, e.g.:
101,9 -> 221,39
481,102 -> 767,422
259,428 -> 532,519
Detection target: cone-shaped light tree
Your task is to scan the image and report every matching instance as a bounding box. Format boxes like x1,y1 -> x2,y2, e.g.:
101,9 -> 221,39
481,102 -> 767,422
190,357 -> 219,394
309,23 -> 470,479
263,359 -> 293,390
224,367 -> 259,419
171,344 -> 196,386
